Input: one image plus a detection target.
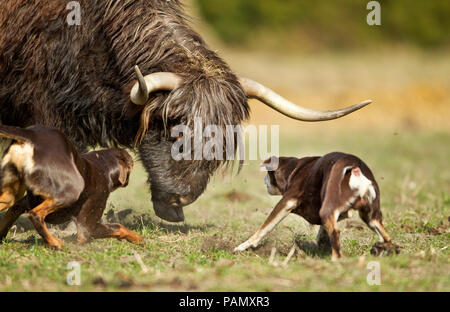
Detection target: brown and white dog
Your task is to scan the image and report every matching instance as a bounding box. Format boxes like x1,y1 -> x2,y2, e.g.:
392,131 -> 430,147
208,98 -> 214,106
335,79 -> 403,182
234,152 -> 397,261
0,125 -> 142,249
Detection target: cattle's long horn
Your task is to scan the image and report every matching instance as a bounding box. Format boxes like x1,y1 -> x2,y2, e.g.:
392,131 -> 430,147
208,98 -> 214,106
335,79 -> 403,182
239,78 -> 372,121
130,66 -> 183,105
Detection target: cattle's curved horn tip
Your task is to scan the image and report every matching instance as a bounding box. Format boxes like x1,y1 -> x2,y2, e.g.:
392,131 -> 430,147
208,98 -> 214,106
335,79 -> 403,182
134,65 -> 142,77
361,100 -> 373,106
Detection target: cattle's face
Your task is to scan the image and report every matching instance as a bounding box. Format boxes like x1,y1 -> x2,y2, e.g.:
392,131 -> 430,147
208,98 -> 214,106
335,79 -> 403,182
138,128 -> 211,222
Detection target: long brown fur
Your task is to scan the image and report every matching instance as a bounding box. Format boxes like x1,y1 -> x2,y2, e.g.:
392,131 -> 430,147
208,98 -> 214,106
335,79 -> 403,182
0,1 -> 250,219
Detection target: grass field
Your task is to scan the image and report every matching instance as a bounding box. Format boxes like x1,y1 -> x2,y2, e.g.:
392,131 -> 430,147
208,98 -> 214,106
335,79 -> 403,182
0,128 -> 448,292
1,36 -> 449,291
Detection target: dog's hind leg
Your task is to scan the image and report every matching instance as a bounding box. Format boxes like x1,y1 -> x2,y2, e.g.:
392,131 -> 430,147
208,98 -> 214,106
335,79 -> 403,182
0,168 -> 26,212
316,210 -> 352,250
28,199 -> 65,249
316,225 -> 332,249
359,208 -> 400,256
234,198 -> 298,252
359,209 -> 391,243
0,197 -> 29,241
368,218 -> 391,243
0,186 -> 20,212
321,210 -> 342,261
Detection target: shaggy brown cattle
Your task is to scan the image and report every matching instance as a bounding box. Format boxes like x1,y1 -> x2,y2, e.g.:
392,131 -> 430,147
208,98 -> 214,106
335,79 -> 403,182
0,0 -> 371,223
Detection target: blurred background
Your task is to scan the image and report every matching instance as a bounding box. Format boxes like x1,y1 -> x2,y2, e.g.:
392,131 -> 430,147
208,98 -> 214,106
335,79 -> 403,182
196,0 -> 449,50
185,0 -> 449,132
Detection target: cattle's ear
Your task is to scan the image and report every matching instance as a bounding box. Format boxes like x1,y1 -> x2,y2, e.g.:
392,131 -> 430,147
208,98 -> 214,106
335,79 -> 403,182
260,156 -> 279,172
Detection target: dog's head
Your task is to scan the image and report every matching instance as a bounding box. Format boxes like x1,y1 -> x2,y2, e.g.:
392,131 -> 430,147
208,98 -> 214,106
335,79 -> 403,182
261,156 -> 305,196
261,157 -> 283,196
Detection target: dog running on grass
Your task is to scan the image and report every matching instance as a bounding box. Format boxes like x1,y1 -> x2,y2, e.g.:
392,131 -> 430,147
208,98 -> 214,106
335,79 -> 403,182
0,125 -> 142,249
234,152 -> 399,260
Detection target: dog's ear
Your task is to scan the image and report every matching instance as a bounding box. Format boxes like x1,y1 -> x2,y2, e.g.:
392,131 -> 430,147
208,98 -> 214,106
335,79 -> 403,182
118,162 -> 130,187
116,150 -> 133,187
119,155 -> 133,187
260,156 -> 279,172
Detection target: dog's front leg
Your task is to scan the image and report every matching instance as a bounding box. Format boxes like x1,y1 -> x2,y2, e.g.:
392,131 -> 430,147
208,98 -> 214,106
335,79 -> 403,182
234,198 -> 298,252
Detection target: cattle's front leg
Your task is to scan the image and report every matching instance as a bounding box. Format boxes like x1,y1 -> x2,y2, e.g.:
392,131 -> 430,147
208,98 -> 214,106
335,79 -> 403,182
234,198 -> 298,252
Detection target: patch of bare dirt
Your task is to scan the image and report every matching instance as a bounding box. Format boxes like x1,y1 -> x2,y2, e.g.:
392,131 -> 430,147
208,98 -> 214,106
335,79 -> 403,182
370,242 -> 401,256
400,221 -> 449,235
252,239 -> 300,258
224,190 -> 252,202
343,219 -> 365,231
201,233 -> 235,252
425,224 -> 449,235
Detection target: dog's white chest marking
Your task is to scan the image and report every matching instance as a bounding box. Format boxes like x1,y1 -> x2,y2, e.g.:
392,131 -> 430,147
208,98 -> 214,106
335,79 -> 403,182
347,167 -> 376,204
2,142 -> 35,174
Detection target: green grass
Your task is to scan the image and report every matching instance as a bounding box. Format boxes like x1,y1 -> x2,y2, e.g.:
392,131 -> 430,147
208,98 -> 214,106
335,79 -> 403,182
0,129 -> 449,291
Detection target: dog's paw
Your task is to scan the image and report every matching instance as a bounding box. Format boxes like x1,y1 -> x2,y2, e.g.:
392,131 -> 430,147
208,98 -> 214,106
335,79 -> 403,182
234,240 -> 252,252
48,237 -> 64,250
370,242 -> 401,256
331,255 -> 341,262
129,234 -> 144,244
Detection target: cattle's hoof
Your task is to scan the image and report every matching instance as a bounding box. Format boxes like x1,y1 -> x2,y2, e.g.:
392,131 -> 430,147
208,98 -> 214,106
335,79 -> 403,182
370,242 -> 401,256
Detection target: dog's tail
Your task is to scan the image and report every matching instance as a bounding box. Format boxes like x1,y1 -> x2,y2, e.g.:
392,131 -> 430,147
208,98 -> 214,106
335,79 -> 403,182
340,163 -> 377,203
0,125 -> 34,144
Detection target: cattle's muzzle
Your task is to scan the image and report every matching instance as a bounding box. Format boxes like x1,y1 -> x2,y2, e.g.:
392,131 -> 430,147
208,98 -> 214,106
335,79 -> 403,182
152,200 -> 185,223
152,190 -> 198,222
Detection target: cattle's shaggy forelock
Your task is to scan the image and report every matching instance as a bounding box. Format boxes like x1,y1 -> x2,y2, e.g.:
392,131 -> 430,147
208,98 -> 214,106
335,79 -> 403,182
0,0 -> 250,213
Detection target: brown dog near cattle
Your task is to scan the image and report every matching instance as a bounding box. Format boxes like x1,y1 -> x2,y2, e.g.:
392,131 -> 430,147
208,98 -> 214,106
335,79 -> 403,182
0,125 -> 142,249
234,152 -> 397,261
